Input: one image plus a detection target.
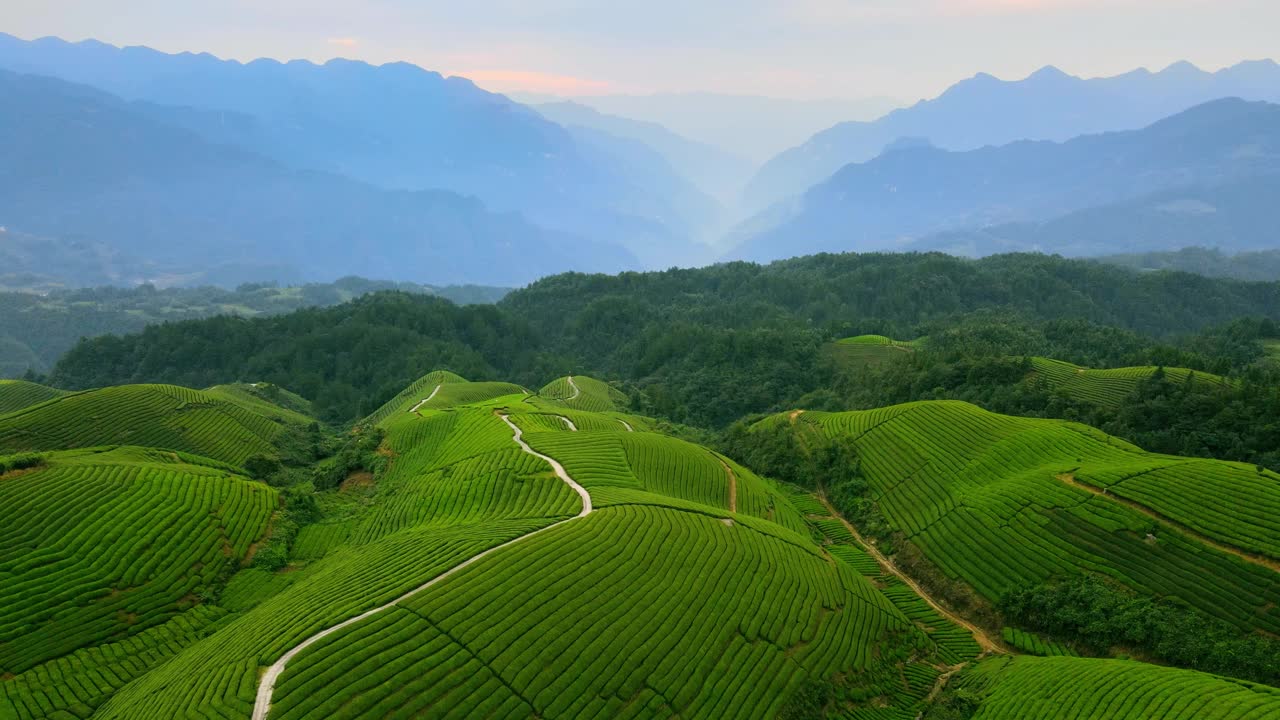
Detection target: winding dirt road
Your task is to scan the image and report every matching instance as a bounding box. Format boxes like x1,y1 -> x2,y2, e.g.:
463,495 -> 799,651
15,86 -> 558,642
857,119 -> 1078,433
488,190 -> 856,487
565,376 -> 581,400
818,496 -> 1006,656
559,416 -> 578,432
408,384 -> 443,415
1057,472 -> 1280,573
250,411 -> 592,720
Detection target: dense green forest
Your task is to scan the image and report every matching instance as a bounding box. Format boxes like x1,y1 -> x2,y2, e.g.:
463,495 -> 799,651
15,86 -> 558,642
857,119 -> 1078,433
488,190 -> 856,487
0,276 -> 508,376
51,252 -> 1280,427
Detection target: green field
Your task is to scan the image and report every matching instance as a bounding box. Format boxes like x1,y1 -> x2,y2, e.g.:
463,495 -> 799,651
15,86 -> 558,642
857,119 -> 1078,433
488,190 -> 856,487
0,383 -> 310,467
0,447 -> 274,717
1028,357 -> 1231,407
944,655 -> 1280,719
5,367 -> 1279,719
27,374 -> 972,720
829,335 -> 921,368
0,380 -> 68,415
746,401 -> 1280,638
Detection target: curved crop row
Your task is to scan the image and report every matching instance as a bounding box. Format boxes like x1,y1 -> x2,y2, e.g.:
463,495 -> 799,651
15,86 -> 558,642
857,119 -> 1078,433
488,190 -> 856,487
0,380 -> 68,416
0,384 -> 299,466
953,655 -> 1280,719
269,505 -> 918,720
783,402 -> 1280,635
0,449 -> 273,674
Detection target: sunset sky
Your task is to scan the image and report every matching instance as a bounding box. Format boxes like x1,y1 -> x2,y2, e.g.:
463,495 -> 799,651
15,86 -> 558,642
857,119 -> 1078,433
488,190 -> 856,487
1,0 -> 1275,99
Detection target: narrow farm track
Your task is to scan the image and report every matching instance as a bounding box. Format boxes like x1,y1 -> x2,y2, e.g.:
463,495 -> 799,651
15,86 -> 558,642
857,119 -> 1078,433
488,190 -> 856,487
714,455 -> 738,512
566,376 -> 581,400
408,384 -> 443,415
1057,472 -> 1280,574
559,415 -> 578,431
250,412 -> 593,720
617,419 -> 634,432
818,495 -> 1007,656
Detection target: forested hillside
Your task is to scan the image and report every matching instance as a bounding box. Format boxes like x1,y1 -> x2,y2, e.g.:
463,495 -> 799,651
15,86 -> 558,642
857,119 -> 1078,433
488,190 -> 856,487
0,277 -> 508,376
50,252 -> 1280,426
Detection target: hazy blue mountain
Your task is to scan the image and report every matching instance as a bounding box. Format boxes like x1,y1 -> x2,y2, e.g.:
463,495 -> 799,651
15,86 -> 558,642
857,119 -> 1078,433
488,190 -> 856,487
534,100 -> 753,206
910,176 -> 1280,258
529,92 -> 902,165
726,99 -> 1280,262
0,32 -> 706,266
0,70 -> 637,286
745,60 -> 1280,211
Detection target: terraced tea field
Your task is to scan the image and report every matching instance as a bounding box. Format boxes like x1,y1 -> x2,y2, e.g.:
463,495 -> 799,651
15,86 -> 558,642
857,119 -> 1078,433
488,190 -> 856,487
0,380 -> 68,415
0,384 -> 309,467
6,368 -> 1278,719
0,373 -> 975,720
829,335 -> 920,368
949,655 -> 1280,719
748,401 -> 1280,638
1028,357 -> 1231,407
0,447 -> 274,716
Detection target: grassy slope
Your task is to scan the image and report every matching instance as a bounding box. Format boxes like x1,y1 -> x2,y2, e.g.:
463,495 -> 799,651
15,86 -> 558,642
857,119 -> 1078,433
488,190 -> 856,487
829,335 -> 920,368
0,447 -> 273,718
0,380 -> 68,415
96,375 -> 970,720
1028,357 -> 1231,407
947,655 -> 1280,719
763,402 -> 1280,638
0,383 -> 308,467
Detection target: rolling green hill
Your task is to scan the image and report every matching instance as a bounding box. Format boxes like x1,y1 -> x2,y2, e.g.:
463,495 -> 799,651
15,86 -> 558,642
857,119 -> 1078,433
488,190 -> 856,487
0,383 -> 313,467
830,335 -> 921,368
0,447 -> 273,717
744,402 -> 1280,641
76,374 -> 977,720
1028,357 -> 1231,407
939,655 -> 1280,719
0,379 -> 67,415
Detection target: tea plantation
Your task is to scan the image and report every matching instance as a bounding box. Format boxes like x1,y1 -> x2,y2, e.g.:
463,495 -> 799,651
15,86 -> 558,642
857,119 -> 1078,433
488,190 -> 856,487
3,371 -> 1277,719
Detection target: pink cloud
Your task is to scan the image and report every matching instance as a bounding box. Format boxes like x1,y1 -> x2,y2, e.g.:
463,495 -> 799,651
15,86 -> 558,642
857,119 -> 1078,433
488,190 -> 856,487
327,37 -> 359,48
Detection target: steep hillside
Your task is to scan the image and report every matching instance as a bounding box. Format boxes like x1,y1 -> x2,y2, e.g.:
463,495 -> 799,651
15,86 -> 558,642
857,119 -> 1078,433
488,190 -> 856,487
746,59 -> 1280,210
0,384 -> 313,467
0,447 -> 273,717
71,375 -> 979,720
730,99 -> 1280,262
0,69 -> 636,287
743,402 -> 1280,644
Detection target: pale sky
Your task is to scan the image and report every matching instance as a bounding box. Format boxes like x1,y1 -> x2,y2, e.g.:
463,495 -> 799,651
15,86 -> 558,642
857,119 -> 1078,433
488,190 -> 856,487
1,0 -> 1276,100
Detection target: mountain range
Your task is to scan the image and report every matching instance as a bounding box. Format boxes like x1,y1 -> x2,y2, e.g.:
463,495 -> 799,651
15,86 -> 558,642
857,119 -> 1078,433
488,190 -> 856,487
727,98 -> 1280,263
0,69 -> 635,286
0,32 -> 716,276
745,60 -> 1280,212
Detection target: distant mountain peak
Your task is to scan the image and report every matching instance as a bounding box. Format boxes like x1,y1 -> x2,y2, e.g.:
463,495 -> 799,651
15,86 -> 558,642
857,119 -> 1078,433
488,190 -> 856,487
1028,65 -> 1072,81
1160,60 -> 1203,76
